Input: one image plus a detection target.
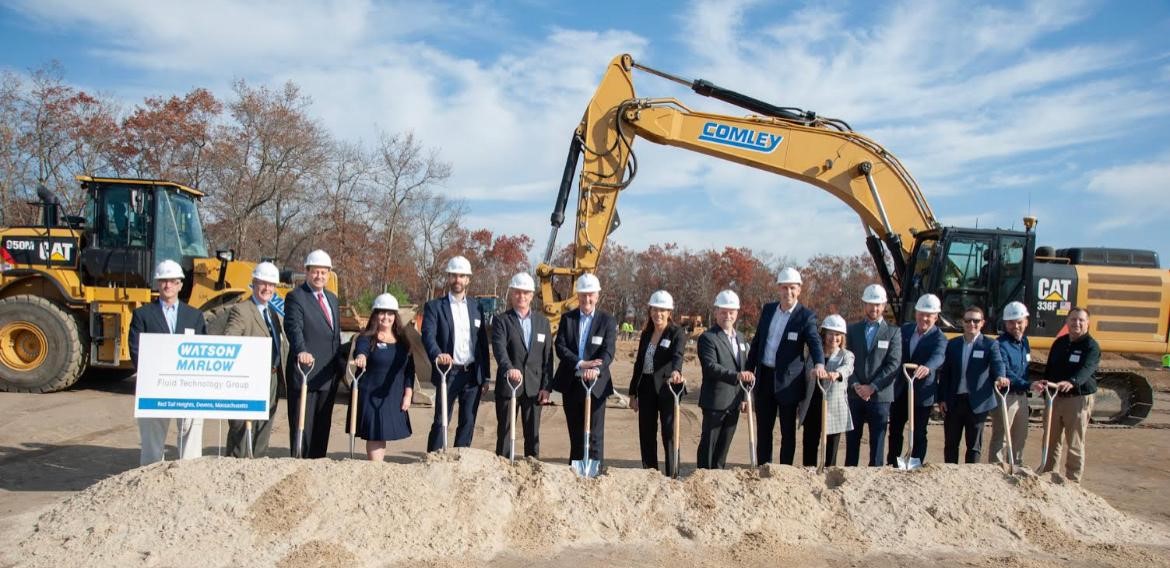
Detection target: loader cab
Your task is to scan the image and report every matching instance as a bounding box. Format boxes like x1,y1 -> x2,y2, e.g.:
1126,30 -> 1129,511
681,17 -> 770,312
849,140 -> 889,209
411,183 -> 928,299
79,178 -> 208,293
902,227 -> 1034,333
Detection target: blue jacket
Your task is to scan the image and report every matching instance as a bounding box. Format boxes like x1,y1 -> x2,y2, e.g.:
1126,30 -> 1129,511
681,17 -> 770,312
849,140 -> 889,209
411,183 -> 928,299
421,295 -> 491,386
748,302 -> 824,404
937,334 -> 1006,415
996,333 -> 1031,393
896,323 -> 947,406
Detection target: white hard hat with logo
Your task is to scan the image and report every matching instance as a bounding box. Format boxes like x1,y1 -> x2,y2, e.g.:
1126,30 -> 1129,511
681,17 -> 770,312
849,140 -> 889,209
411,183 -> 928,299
861,284 -> 888,304
1002,301 -> 1029,321
915,293 -> 942,314
777,267 -> 802,285
251,262 -> 280,284
648,290 -> 674,310
372,293 -> 400,311
153,259 -> 184,280
713,290 -> 740,309
575,273 -> 601,293
821,314 -> 848,334
445,255 -> 472,275
304,249 -> 332,269
508,272 -> 535,292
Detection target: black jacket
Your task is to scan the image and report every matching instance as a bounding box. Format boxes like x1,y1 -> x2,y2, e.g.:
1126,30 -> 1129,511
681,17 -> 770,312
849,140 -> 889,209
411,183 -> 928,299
628,324 -> 687,396
552,308 -> 617,398
491,308 -> 554,397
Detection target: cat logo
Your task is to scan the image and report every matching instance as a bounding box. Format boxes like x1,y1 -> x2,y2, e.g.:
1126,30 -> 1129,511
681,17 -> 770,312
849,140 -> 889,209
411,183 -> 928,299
39,241 -> 75,262
1036,278 -> 1073,314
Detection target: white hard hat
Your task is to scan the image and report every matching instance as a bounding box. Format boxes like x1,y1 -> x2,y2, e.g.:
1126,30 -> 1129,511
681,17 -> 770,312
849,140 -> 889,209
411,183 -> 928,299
1002,301 -> 1029,321
508,272 -> 535,292
304,249 -> 332,269
575,273 -> 601,293
821,314 -> 848,334
713,290 -> 740,309
915,293 -> 942,314
445,255 -> 472,275
648,290 -> 674,310
372,293 -> 400,311
153,259 -> 184,280
861,284 -> 888,304
777,267 -> 802,285
251,262 -> 280,285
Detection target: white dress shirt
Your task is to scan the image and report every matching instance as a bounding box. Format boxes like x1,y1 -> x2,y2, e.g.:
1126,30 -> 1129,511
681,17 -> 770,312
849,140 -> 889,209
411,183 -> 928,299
762,303 -> 795,367
449,293 -> 473,365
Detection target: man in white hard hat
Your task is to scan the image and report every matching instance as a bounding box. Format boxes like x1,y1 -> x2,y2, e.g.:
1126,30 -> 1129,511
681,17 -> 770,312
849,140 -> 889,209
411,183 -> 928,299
697,290 -> 752,469
129,259 -> 207,465
747,267 -> 825,465
422,255 -> 491,452
938,305 -> 1007,464
844,284 -> 903,467
223,262 -> 285,458
989,301 -> 1032,466
1034,307 -> 1100,482
887,293 -> 947,465
552,273 -> 617,466
491,272 -> 554,458
283,249 -> 342,458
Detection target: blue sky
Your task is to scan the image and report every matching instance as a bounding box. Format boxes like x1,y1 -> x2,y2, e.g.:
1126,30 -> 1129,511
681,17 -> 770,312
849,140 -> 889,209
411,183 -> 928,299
3,0 -> 1169,266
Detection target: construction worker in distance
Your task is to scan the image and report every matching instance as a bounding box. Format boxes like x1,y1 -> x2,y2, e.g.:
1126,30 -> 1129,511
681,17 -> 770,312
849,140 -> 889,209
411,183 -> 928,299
887,293 -> 947,465
629,290 -> 687,477
1034,307 -> 1100,482
747,267 -> 825,466
937,306 -> 1006,464
283,249 -> 343,458
989,301 -> 1032,466
552,273 -> 617,467
844,284 -> 903,467
620,320 -> 636,341
223,262 -> 285,458
129,259 -> 207,465
697,290 -> 750,469
491,272 -> 554,459
422,255 -> 491,452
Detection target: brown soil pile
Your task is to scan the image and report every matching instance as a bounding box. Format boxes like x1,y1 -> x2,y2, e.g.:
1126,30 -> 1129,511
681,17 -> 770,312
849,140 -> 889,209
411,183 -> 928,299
14,449 -> 1170,567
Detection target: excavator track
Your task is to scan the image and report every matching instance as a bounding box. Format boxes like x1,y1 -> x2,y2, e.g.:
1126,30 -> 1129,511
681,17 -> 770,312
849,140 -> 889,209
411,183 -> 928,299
1027,362 -> 1155,426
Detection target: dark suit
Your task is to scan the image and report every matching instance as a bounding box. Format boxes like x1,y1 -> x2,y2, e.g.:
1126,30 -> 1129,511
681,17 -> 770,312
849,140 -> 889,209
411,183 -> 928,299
553,308 -> 617,463
697,326 -> 748,469
629,324 -> 687,476
888,323 -> 946,464
747,302 -> 824,465
282,282 -> 343,458
938,334 -> 1005,463
421,294 -> 491,451
844,319 -> 903,466
223,298 -> 285,458
491,308 -> 553,458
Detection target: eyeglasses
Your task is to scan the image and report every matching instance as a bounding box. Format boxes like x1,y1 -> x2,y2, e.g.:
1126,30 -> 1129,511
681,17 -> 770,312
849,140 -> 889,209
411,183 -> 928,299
963,318 -> 983,324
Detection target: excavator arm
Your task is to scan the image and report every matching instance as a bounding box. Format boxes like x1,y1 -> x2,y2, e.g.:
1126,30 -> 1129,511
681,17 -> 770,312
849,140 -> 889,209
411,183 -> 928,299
538,54 -> 939,324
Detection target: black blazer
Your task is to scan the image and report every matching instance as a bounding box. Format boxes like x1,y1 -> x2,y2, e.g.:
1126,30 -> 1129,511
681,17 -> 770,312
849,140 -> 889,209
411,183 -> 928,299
491,308 -> 554,397
628,324 -> 687,396
421,294 -> 491,386
282,283 -> 343,391
747,302 -> 825,403
697,326 -> 748,412
552,308 -> 617,398
129,300 -> 207,366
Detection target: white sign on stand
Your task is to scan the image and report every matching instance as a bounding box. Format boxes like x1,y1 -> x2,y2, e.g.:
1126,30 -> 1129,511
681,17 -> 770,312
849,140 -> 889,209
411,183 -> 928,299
134,334 -> 272,420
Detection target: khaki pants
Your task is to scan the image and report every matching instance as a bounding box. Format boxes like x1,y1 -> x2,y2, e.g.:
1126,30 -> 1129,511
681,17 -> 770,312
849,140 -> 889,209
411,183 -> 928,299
138,417 -> 204,465
989,392 -> 1029,465
1040,394 -> 1093,482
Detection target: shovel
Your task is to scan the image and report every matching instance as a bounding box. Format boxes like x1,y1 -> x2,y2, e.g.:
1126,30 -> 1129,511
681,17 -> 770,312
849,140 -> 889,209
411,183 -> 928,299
896,363 -> 922,471
1038,383 -> 1060,472
669,379 -> 685,479
508,373 -> 522,463
347,364 -> 365,459
816,375 -> 831,474
992,384 -> 1018,474
739,379 -> 757,467
435,359 -> 453,452
571,376 -> 601,478
294,361 -> 314,459
244,420 -> 254,459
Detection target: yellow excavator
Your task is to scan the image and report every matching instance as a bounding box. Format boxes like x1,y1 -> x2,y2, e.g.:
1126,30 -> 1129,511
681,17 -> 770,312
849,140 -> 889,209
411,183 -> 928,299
0,176 -> 327,392
536,54 -> 1162,425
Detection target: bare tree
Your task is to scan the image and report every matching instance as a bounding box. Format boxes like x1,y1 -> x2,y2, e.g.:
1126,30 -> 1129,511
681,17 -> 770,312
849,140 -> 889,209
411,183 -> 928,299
409,193 -> 467,302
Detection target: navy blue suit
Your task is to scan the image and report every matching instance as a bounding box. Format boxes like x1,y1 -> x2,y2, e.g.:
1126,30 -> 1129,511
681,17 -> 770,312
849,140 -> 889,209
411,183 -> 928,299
282,283 -> 343,458
938,334 -> 1005,463
553,308 -> 617,464
888,323 -> 947,464
747,302 -> 824,465
844,319 -> 902,467
421,294 -> 491,451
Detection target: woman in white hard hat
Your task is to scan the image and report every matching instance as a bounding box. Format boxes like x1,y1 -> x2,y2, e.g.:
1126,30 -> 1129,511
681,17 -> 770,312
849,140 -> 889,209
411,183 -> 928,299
629,290 -> 688,477
350,293 -> 415,461
798,314 -> 854,468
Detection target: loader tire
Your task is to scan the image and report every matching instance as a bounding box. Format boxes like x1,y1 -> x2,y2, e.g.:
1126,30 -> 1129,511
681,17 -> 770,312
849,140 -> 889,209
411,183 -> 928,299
0,295 -> 87,393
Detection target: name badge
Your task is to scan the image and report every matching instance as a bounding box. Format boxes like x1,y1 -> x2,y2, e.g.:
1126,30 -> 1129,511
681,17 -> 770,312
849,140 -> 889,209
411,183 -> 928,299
740,342 -> 748,352
1070,354 -> 1081,363
659,339 -> 671,348
536,333 -> 546,343
591,335 -> 603,345
786,332 -> 798,341
877,340 -> 890,349
973,350 -> 985,359
474,319 -> 481,328
1025,353 -> 1032,362
184,328 -> 195,335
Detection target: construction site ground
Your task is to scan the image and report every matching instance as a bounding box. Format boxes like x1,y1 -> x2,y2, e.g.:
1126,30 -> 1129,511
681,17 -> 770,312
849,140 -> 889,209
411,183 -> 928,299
1,342 -> 1168,566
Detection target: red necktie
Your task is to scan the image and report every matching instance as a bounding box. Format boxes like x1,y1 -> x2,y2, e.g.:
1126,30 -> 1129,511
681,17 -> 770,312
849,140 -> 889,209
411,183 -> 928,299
317,292 -> 333,329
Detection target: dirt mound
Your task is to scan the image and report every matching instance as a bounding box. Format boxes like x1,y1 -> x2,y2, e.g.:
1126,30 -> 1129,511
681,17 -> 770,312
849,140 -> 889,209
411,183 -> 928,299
14,449 -> 1170,567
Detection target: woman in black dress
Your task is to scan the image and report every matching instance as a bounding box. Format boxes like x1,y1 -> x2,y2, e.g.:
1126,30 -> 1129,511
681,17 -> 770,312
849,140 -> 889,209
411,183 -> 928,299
351,293 -> 415,461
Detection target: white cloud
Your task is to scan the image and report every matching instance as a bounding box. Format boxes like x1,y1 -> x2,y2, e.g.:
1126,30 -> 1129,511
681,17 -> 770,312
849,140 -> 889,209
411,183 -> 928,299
1085,158 -> 1170,232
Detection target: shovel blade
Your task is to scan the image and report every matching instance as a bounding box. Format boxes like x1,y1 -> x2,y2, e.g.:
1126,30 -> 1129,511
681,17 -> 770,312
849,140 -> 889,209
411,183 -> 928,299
572,458 -> 600,478
896,456 -> 922,471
